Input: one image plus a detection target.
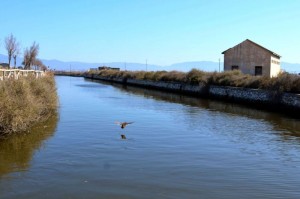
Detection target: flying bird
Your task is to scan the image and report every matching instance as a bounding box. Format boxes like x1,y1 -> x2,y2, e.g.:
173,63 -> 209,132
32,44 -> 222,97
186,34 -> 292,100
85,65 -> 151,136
115,121 -> 134,129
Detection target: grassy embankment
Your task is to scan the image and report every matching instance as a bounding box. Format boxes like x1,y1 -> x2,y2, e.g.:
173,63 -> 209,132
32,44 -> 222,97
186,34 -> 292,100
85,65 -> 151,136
0,73 -> 58,137
54,70 -> 83,77
86,69 -> 300,94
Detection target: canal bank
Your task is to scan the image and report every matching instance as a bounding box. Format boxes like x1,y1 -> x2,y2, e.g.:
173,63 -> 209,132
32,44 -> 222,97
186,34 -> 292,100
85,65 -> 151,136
0,73 -> 58,137
84,74 -> 300,117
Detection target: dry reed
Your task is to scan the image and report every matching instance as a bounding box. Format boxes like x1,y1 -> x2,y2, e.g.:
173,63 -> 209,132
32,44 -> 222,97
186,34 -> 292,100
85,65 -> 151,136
86,69 -> 300,93
0,73 -> 58,137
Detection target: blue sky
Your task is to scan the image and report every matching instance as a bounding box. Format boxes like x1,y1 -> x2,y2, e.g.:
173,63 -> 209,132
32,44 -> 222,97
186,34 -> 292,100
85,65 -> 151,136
0,0 -> 299,65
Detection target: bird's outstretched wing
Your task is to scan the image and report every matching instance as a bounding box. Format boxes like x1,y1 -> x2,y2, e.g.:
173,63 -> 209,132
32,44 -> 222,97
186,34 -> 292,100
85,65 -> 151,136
115,121 -> 134,129
115,121 -> 122,126
115,121 -> 134,125
124,122 -> 134,125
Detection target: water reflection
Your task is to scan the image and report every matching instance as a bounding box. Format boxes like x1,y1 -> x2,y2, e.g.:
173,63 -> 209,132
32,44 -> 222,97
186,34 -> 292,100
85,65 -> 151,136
1,76 -> 299,199
86,79 -> 300,139
0,114 -> 58,177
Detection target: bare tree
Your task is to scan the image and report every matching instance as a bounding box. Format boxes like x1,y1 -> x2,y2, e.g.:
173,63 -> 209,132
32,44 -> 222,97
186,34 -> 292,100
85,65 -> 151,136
13,44 -> 21,68
32,58 -> 47,71
23,48 -> 31,69
23,42 -> 39,69
5,34 -> 19,68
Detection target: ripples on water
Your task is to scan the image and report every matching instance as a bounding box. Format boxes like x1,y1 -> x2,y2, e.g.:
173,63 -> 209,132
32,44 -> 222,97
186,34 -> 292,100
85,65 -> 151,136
0,76 -> 299,199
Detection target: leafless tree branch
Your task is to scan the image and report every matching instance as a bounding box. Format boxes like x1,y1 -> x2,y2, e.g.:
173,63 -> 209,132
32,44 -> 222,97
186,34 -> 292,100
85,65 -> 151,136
5,34 -> 19,68
23,42 -> 40,70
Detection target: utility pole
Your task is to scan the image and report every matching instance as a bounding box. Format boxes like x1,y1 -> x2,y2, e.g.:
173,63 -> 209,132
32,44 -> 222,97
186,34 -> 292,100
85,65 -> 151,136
146,59 -> 148,71
125,62 -> 127,71
219,58 -> 220,72
69,64 -> 71,84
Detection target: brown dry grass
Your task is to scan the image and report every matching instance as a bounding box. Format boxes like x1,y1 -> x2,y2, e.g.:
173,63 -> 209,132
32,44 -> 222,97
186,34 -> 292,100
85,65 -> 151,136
86,69 -> 300,93
0,73 -> 58,137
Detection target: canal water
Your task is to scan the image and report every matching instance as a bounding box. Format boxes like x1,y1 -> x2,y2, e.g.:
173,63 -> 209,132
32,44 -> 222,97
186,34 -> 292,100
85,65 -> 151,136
0,76 -> 300,199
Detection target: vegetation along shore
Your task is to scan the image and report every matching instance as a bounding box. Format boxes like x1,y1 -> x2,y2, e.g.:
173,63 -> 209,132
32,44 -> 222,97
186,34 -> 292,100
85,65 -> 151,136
0,34 -> 58,137
0,72 -> 58,137
66,69 -> 300,117
85,69 -> 300,93
55,68 -> 300,93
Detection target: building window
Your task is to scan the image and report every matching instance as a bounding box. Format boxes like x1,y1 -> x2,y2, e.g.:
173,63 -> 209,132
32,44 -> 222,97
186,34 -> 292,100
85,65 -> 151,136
272,59 -> 280,65
231,65 -> 239,70
255,66 -> 262,76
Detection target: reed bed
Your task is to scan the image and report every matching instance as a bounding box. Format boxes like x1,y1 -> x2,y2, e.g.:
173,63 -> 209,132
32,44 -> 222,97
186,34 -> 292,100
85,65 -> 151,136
0,72 -> 58,137
87,69 -> 300,93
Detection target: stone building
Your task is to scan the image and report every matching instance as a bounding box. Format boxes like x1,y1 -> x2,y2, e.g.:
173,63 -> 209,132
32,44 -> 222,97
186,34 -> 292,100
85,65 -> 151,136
98,66 -> 120,71
222,39 -> 281,77
88,66 -> 120,72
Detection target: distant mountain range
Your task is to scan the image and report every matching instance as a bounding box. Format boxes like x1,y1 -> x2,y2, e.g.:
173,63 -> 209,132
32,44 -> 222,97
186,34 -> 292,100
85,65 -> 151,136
0,54 -> 299,73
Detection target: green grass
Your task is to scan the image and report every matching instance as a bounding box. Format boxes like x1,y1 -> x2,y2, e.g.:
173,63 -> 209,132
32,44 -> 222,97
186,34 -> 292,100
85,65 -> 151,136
0,73 -> 58,137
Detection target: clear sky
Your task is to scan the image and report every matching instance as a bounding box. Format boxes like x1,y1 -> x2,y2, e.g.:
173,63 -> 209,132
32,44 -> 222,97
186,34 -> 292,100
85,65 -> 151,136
0,0 -> 299,65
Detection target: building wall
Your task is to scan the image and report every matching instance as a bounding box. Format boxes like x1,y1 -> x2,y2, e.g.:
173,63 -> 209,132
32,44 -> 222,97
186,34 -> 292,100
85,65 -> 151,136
270,56 -> 281,77
223,40 -> 278,77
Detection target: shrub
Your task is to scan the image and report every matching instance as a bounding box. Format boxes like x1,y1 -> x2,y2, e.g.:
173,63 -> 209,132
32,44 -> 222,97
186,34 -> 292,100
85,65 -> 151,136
0,73 -> 58,137
143,71 -> 155,80
160,70 -> 185,82
86,69 -> 300,93
186,69 -> 208,84
273,72 -> 300,93
151,71 -> 168,81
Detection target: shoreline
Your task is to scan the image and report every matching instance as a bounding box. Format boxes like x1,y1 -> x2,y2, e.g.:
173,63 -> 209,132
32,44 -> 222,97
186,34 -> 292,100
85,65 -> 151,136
83,73 -> 300,118
0,74 -> 58,138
